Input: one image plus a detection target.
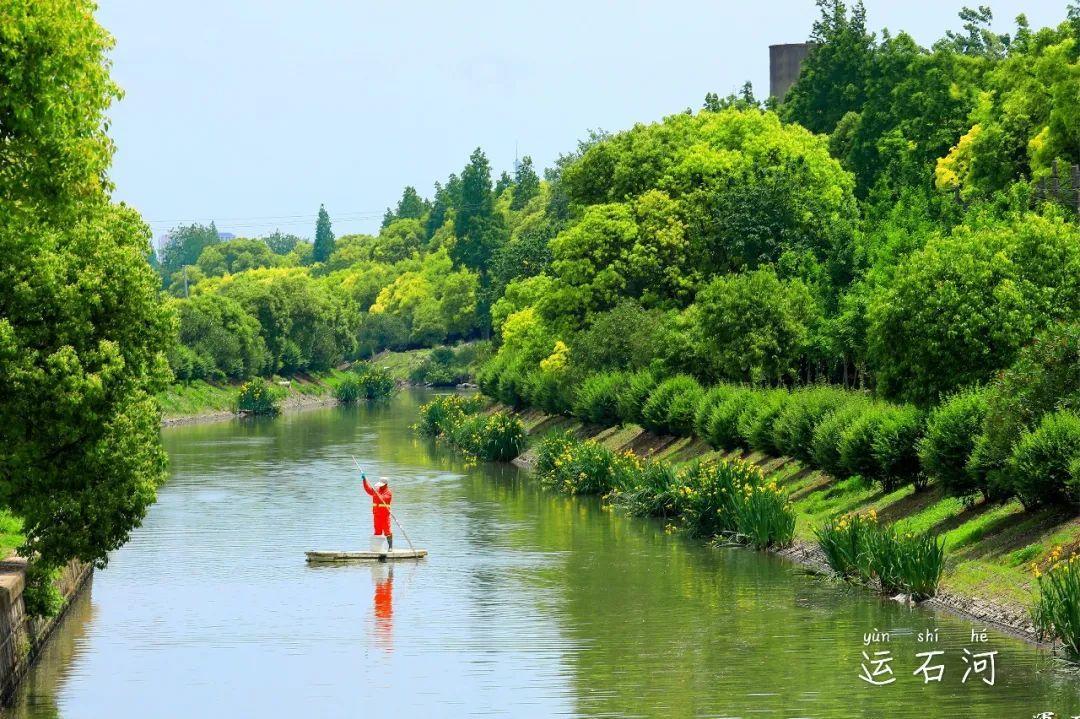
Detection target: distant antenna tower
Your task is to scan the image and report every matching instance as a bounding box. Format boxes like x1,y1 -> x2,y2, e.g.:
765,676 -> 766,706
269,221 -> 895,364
514,141 -> 520,174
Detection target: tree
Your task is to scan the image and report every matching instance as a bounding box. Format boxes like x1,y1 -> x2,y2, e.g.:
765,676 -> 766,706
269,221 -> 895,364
868,213 -> 1080,405
494,171 -> 513,197
510,156 -> 540,210
692,267 -> 822,384
0,1 -> 174,577
937,6 -> 1011,58
559,109 -> 857,294
196,238 -> 278,277
395,186 -> 426,220
170,294 -> 268,379
313,204 -> 335,263
262,230 -> 304,255
158,223 -> 220,281
452,148 -> 502,272
781,0 -> 875,133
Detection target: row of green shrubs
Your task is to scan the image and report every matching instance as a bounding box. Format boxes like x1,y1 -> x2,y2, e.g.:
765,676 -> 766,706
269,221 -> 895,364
534,433 -> 795,549
815,511 -> 945,600
481,359 -> 1080,507
335,363 -> 397,403
416,394 -> 526,462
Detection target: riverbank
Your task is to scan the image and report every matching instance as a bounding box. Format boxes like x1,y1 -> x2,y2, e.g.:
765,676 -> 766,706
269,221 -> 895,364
157,347 -> 442,425
0,559 -> 92,704
504,406 -> 1057,644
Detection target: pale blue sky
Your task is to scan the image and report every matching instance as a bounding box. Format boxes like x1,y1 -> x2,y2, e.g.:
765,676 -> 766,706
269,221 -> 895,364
96,1 -> 1069,239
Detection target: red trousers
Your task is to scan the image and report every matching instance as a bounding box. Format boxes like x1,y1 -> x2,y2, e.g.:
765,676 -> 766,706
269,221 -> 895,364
373,507 -> 391,536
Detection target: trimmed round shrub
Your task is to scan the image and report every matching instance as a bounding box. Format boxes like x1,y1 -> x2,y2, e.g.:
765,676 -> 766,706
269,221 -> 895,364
573,372 -> 626,425
737,391 -> 790,454
838,407 -> 884,480
477,355 -> 527,407
871,405 -> 925,489
523,370 -> 573,415
1009,410 -> 1080,508
706,389 -> 754,450
969,321 -> 1080,495
642,375 -> 701,434
694,385 -> 737,439
616,370 -> 657,425
666,382 -> 706,437
839,404 -> 924,491
811,399 -> 870,476
918,386 -> 989,497
772,387 -> 849,462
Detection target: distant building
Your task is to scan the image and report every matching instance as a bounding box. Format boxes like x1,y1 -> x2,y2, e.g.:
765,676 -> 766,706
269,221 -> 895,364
769,43 -> 815,102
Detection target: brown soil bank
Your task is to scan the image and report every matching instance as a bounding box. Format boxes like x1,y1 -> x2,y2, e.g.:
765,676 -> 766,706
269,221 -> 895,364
508,408 -> 1069,645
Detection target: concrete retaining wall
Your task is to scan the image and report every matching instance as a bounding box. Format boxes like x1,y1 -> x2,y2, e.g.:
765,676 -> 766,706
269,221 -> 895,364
0,558 -> 92,704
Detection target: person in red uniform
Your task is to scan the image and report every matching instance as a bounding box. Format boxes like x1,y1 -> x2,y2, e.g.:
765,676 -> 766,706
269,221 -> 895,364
361,474 -> 393,550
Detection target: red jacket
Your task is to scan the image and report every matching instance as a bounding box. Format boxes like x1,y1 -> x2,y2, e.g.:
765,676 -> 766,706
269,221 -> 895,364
362,477 -> 393,535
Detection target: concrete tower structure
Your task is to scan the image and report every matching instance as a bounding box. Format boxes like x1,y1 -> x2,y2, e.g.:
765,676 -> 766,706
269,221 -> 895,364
769,43 -> 815,101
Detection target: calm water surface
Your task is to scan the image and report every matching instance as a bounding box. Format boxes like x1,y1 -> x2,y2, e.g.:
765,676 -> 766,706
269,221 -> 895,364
9,390 -> 1080,718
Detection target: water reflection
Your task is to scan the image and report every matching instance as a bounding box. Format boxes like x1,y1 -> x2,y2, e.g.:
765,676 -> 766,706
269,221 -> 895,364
7,391 -> 1080,718
372,564 -> 393,653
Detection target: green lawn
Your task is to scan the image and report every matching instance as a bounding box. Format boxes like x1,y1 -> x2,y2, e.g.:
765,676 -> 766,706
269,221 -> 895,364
0,509 -> 24,559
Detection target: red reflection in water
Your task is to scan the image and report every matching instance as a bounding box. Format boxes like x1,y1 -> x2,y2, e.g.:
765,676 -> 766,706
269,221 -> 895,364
373,565 -> 393,652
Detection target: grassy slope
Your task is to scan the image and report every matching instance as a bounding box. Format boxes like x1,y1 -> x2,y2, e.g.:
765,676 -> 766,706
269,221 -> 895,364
517,412 -> 1072,616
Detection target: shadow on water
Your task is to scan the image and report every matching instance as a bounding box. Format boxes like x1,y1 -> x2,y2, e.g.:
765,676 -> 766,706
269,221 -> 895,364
8,389 -> 1080,718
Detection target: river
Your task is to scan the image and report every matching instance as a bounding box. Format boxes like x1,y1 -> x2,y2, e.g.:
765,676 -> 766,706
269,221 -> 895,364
8,390 -> 1080,718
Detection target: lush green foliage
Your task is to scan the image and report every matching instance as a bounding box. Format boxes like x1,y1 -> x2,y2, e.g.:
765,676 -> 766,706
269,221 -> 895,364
705,389 -> 755,451
772,387 -> 849,462
572,372 -> 626,426
641,376 -> 703,435
616,370 -> 659,426
838,403 -> 925,490
816,511 -> 945,600
235,378 -> 281,415
918,386 -> 989,498
22,564 -> 63,618
536,436 -> 640,496
336,363 -> 396,403
416,394 -> 485,437
1034,552 -> 1080,659
970,321 -> 1080,501
0,1 -> 173,578
622,457 -> 794,549
450,412 -> 527,462
409,345 -> 481,387
868,214 -> 1080,405
1008,411 -> 1080,508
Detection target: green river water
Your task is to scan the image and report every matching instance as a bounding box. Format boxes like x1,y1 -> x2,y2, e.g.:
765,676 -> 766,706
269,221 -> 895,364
8,390 -> 1080,718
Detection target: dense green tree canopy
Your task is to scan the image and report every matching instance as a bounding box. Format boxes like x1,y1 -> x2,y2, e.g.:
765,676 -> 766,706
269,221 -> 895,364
0,1 -> 173,572
780,0 -> 874,133
868,212 -> 1080,405
159,223 -> 220,281
196,238 -> 278,277
693,267 -> 822,385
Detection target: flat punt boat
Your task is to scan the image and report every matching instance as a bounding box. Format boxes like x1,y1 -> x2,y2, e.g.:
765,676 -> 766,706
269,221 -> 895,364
305,549 -> 427,562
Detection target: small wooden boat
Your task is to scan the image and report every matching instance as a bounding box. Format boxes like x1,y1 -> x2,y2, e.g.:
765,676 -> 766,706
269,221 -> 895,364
305,549 -> 428,562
